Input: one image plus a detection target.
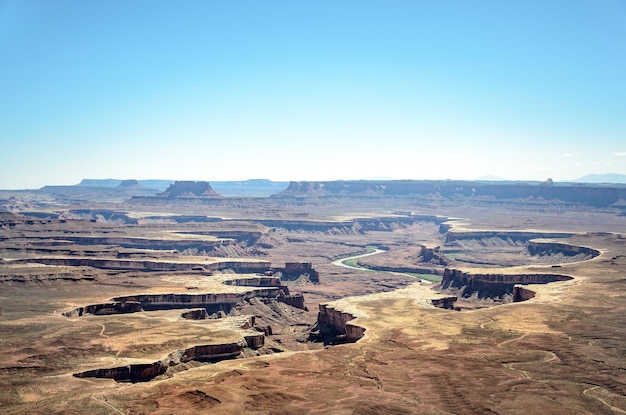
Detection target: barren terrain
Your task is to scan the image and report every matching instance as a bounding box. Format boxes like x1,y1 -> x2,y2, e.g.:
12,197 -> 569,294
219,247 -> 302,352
1,181 -> 625,414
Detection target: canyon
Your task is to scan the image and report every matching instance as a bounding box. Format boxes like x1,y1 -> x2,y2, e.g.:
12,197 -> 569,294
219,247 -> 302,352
0,180 -> 625,414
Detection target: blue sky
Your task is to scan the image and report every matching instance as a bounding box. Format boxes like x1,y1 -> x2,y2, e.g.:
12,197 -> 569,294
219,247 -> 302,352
1,0 -> 625,189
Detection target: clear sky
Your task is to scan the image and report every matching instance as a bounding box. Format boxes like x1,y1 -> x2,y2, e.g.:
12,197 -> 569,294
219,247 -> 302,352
1,0 -> 625,189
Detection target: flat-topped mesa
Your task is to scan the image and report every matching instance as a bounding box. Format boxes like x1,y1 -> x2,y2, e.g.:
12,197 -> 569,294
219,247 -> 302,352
440,268 -> 573,300
158,181 -> 222,198
116,179 -> 145,189
63,274 -> 308,316
273,180 -> 626,207
224,276 -> 309,310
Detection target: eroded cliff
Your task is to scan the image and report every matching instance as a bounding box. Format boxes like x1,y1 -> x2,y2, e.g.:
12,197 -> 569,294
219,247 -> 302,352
440,268 -> 573,300
316,304 -> 365,343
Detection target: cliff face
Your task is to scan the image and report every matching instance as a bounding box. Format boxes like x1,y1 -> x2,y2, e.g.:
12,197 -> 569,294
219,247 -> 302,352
14,257 -> 270,273
158,181 -> 222,198
440,269 -> 573,299
181,343 -> 243,362
512,286 -> 536,302
62,301 -> 142,317
274,180 -> 626,207
445,231 -> 571,244
317,304 -> 365,342
63,276 -> 308,316
275,262 -> 320,283
74,342 -> 247,382
278,293 -> 306,310
74,362 -> 166,383
526,241 -> 600,258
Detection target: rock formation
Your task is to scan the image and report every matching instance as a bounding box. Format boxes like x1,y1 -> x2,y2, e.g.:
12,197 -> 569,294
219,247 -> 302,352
274,180 -> 626,207
274,262 -> 320,283
158,181 -> 222,198
439,268 -> 573,299
13,257 -> 270,273
181,309 -> 208,319
74,341 -> 248,382
526,241 -> 599,259
116,179 -> 144,189
63,275 -> 308,316
431,296 -> 458,309
316,304 -> 365,343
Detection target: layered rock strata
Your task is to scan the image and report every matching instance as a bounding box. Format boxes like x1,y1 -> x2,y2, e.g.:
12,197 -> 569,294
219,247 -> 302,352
13,257 -> 270,273
63,275 -> 308,316
440,269 -> 573,299
274,180 -> 626,207
74,342 -> 247,383
158,181 -> 222,198
317,304 -> 365,342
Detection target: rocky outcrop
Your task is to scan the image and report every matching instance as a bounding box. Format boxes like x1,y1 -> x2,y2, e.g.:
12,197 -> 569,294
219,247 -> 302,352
431,296 -> 458,309
512,286 -> 536,302
440,269 -> 573,300
274,262 -> 320,283
181,309 -> 208,320
224,276 -> 308,310
317,304 -> 365,343
278,293 -> 307,310
158,181 -> 222,198
243,334 -> 265,348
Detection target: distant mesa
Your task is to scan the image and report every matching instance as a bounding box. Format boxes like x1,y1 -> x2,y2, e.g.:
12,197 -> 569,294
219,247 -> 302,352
540,178 -> 554,187
158,181 -> 222,198
77,179 -> 173,191
116,179 -> 145,190
273,179 -> 626,207
574,173 -> 626,184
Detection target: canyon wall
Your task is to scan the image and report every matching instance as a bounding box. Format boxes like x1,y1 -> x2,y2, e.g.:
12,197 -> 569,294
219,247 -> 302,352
13,257 -> 270,273
445,231 -> 571,244
74,363 -> 166,383
74,341 -> 248,382
440,269 -> 573,299
526,241 -> 600,258
317,304 -> 365,342
274,262 -> 320,283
